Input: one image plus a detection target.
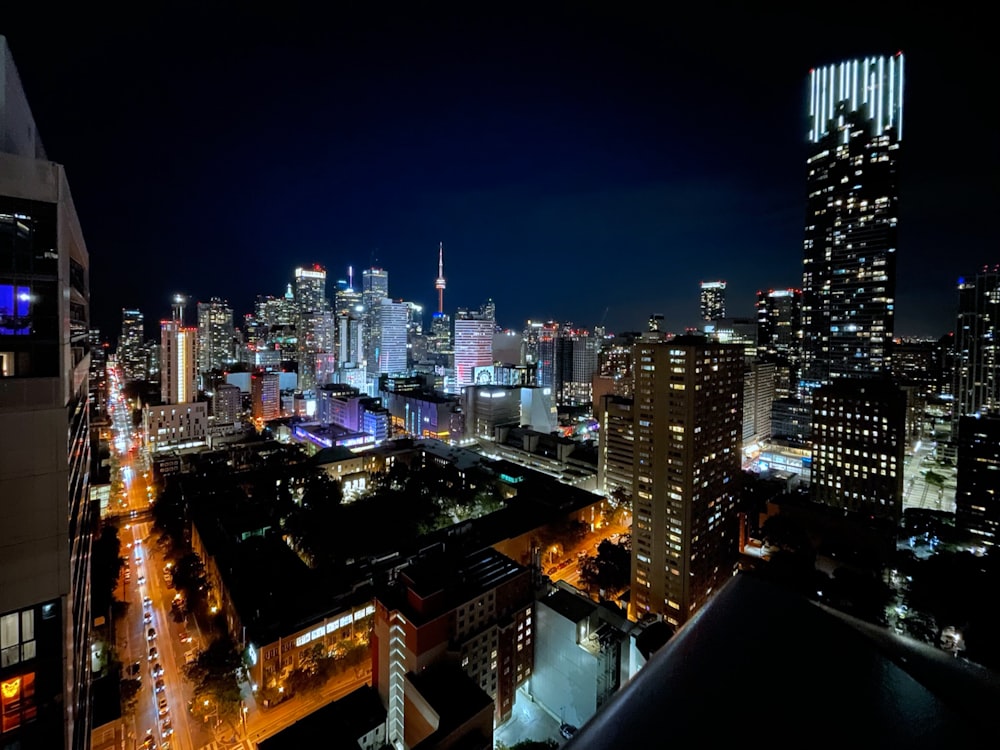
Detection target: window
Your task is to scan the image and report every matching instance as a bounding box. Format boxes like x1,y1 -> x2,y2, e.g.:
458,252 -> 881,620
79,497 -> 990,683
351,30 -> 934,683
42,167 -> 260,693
1,672 -> 36,733
0,609 -> 34,668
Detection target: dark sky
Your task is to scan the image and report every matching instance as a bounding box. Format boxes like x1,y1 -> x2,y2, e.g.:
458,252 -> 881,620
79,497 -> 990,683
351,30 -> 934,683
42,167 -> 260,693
2,6 -> 994,340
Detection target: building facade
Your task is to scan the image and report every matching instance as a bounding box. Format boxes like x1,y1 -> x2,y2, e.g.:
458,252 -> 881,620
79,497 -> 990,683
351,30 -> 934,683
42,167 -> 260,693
376,299 -> 408,375
955,413 -> 1000,547
251,371 -> 281,423
810,378 -> 905,520
952,268 -> 1000,435
196,297 -> 234,377
118,308 -> 145,381
453,313 -> 495,389
160,316 -> 198,405
629,337 -> 743,627
700,281 -> 726,321
800,55 -> 903,392
1,37 -> 93,748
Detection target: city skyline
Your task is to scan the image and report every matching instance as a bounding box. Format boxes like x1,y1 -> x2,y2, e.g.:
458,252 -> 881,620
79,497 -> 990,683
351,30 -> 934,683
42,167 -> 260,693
2,8 -> 993,339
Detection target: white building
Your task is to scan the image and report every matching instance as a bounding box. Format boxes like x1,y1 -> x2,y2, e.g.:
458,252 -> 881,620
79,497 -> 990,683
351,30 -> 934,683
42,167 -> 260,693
143,402 -> 208,452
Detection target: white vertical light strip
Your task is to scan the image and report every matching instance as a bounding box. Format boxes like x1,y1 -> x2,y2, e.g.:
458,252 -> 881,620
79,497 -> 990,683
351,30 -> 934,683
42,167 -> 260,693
851,59 -> 858,112
869,70 -> 875,119
839,61 -> 845,103
863,57 -> 869,106
828,64 -> 835,121
888,56 -> 895,129
820,66 -> 826,138
877,56 -> 885,132
897,53 -> 904,140
810,69 -> 817,142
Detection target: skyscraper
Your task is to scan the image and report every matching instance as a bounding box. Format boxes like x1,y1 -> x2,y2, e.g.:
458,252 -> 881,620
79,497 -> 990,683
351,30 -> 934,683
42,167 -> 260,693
118,308 -> 146,381
376,299 -> 409,375
756,288 -> 802,362
800,54 -> 903,392
630,336 -> 743,627
161,296 -> 198,405
956,413 -> 1000,546
952,268 -> 1000,429
294,264 -> 328,313
434,242 -> 446,314
362,266 -> 389,366
196,297 -> 235,376
700,281 -> 726,321
0,36 -> 93,749
454,311 -> 495,388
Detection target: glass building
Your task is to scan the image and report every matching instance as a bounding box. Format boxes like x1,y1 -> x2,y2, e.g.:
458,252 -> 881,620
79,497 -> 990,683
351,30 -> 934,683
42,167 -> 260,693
800,54 -> 904,393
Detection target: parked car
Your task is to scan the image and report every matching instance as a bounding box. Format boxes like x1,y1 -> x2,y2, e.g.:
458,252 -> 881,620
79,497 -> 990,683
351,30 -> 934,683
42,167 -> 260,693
154,678 -> 165,694
560,724 -> 578,739
178,630 -> 191,644
148,646 -> 158,661
143,611 -> 152,624
152,662 -> 164,678
147,627 -> 156,641
158,696 -> 169,717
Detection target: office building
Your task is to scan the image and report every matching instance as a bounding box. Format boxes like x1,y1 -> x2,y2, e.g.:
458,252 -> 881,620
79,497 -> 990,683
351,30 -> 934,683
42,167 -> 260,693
213,383 -> 242,424
810,378 -> 905,521
196,297 -> 234,376
334,266 -> 363,318
251,371 -> 281,423
756,288 -> 802,363
952,268 -> 1000,432
800,54 -> 903,392
630,336 -> 743,627
362,266 -> 389,366
700,281 -> 726,321
955,413 -> 1000,546
0,36 -> 93,748
377,299 -> 408,375
454,311 -> 495,389
143,402 -> 208,452
160,305 -> 198,405
743,361 -> 776,445
294,264 -> 328,313
598,394 -> 634,498
118,308 -> 145,381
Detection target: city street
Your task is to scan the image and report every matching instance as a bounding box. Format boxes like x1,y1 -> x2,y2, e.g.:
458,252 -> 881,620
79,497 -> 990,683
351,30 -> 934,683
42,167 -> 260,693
902,438 -> 957,514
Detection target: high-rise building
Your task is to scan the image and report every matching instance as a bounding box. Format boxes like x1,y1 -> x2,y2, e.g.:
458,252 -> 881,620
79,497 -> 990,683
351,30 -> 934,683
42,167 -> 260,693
196,297 -> 235,376
0,36 -> 94,749
454,311 -> 495,388
952,268 -> 1000,431
956,413 -> 1000,546
160,297 -> 198,405
118,308 -> 146,381
361,266 -> 389,366
756,289 -> 802,362
294,264 -> 328,313
251,371 -> 281,422
630,336 -> 743,627
334,266 -> 363,318
212,383 -> 242,425
810,378 -> 906,521
376,299 -> 409,375
800,54 -> 903,392
700,281 -> 726,321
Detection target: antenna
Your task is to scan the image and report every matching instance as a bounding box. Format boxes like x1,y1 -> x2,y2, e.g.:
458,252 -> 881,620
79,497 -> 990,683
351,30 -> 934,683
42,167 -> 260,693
348,265 -> 354,290
435,242 -> 447,314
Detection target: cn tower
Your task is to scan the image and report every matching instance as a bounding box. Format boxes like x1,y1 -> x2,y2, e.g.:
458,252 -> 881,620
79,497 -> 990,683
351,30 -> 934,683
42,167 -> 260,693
435,242 -> 446,314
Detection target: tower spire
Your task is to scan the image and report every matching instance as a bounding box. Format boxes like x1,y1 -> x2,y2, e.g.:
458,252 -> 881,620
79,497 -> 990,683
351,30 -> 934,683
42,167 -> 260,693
435,242 -> 447,314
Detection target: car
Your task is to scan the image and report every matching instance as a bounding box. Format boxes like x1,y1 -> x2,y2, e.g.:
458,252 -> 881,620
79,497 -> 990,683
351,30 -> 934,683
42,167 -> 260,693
140,734 -> 156,750
148,646 -> 158,661
143,596 -> 153,608
160,720 -> 173,737
560,724 -> 578,739
135,553 -> 142,563
178,630 -> 191,643
127,661 -> 142,682
154,678 -> 165,694
143,611 -> 152,624
147,627 -> 156,641
137,575 -> 146,585
158,695 -> 169,716
152,662 -> 164,678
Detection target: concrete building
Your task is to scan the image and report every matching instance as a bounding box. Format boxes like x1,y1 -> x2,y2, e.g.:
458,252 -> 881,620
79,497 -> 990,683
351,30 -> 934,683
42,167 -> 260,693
252,371 -> 281,422
0,36 -> 94,748
955,413 -> 1000,547
743,361 -> 776,445
454,312 -> 495,390
212,382 -> 242,424
143,402 -> 208,452
377,299 -> 409,375
630,336 -> 743,627
810,378 -> 906,521
373,547 -> 534,739
528,586 -> 634,732
598,394 -> 634,498
160,313 -> 197,405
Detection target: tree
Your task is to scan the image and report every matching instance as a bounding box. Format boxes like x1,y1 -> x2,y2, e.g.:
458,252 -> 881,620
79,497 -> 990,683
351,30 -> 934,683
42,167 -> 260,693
579,538 -> 631,595
120,677 -> 142,715
171,552 -> 207,604
285,643 -> 337,695
184,636 -> 244,719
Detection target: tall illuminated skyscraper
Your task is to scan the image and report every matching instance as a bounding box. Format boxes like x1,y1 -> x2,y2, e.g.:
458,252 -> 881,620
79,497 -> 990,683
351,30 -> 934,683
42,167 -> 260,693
952,267 -> 1000,428
196,297 -> 234,376
294,264 -> 328,312
629,336 -> 743,627
161,295 -> 197,404
800,54 -> 904,393
700,281 -> 726,321
362,266 -> 389,366
119,307 -> 146,381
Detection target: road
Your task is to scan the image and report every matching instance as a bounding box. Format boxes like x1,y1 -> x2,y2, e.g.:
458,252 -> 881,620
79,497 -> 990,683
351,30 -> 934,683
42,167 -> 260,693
902,438 -> 956,514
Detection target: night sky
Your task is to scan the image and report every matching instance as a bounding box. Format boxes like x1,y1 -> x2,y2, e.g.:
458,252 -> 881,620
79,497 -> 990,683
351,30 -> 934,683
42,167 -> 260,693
2,7 -> 993,341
